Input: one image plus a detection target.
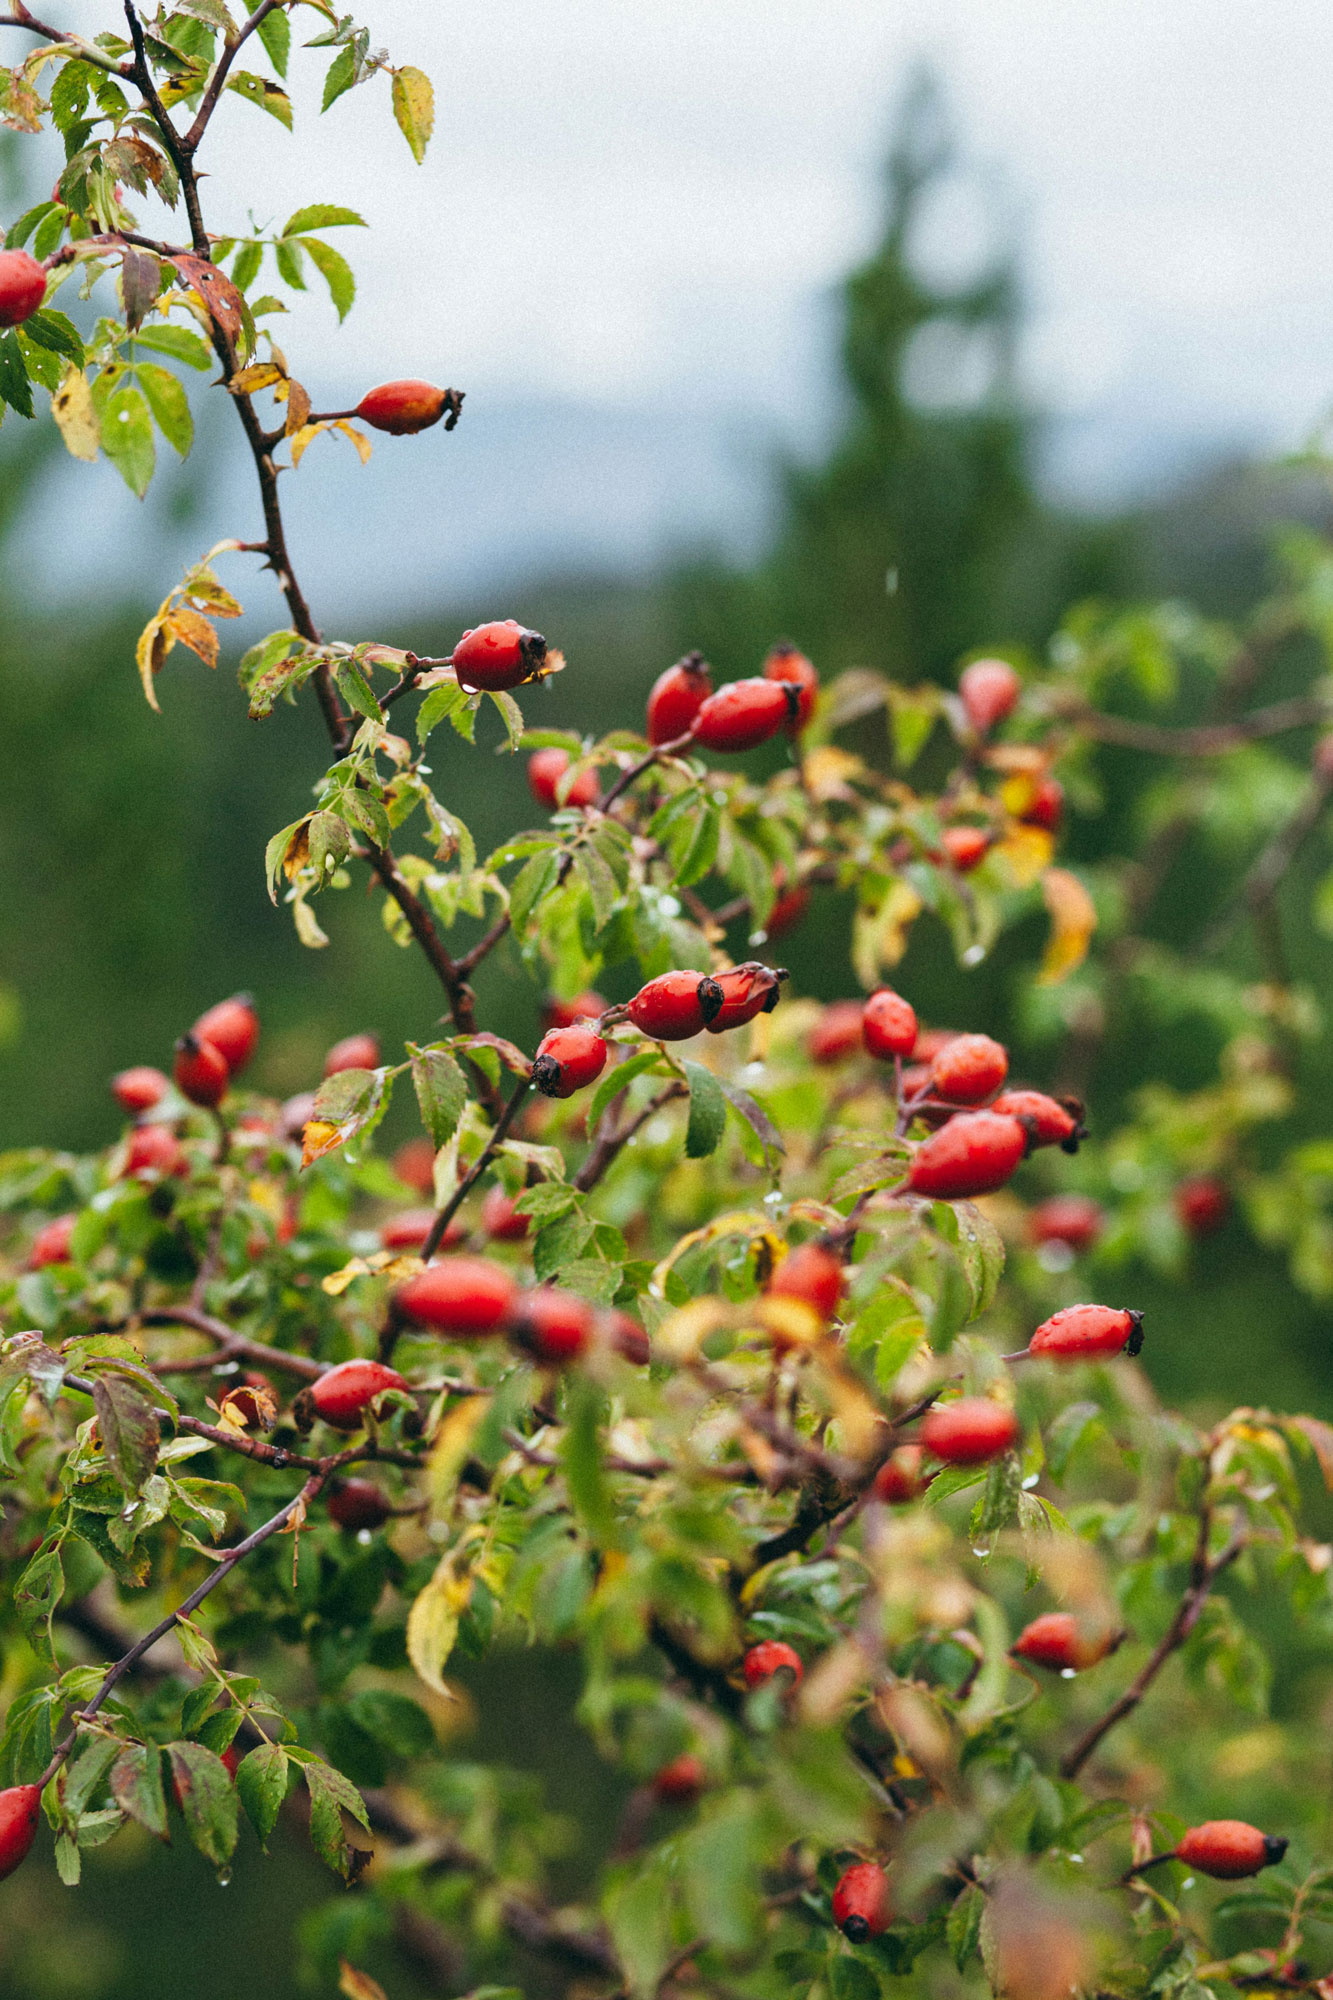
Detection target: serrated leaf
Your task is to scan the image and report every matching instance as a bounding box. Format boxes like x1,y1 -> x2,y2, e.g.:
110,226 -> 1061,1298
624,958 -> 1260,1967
236,1742 -> 287,1846
110,1742 -> 168,1839
226,71 -> 293,128
50,363 -> 100,461
321,44 -> 357,111
0,329 -> 34,418
92,1372 -> 160,1495
133,324 -> 213,370
302,236 -> 356,321
120,247 -> 162,332
257,6 -> 290,75
282,204 -> 366,236
416,677 -> 471,744
410,1045 -> 468,1148
561,1374 -> 618,1545
167,1742 -> 239,1866
21,308 -> 82,364
98,383 -> 155,496
682,1060 -> 727,1159
15,1544 -> 63,1666
586,1046 -> 667,1134
947,1883 -> 983,1970
391,65 -> 434,163
136,362 -> 193,457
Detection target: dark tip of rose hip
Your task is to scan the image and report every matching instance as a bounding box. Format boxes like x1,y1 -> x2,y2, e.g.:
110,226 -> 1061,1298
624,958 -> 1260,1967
519,631 -> 547,665
1125,1310 -> 1145,1357
841,1916 -> 870,1943
697,976 -> 725,1025
530,1054 -> 562,1096
779,681 -> 802,720
1263,1835 -> 1289,1865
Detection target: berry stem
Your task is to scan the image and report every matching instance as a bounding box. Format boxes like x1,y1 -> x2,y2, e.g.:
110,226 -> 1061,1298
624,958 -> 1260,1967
419,1074 -> 533,1264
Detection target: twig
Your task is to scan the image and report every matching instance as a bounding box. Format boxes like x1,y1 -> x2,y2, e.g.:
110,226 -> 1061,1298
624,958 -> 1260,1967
1052,693 -> 1331,758
598,728 -> 698,813
180,0 -> 286,155
419,1075 -> 532,1263
1059,1516 -> 1246,1779
40,1471 -> 327,1785
135,1304 -> 325,1381
574,1081 -> 686,1192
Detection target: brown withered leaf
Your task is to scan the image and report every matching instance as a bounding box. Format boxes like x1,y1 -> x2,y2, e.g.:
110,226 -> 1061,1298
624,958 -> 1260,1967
338,1965 -> 388,2000
171,253 -> 245,343
284,377 -> 311,433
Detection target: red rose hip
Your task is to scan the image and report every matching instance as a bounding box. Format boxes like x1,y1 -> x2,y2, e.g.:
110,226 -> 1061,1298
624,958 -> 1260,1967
742,1640 -> 803,1689
0,1784 -> 42,1881
705,961 -> 786,1033
531,1023 -> 609,1097
452,620 -> 548,692
324,1032 -> 380,1077
481,1188 -> 530,1241
939,825 -> 990,872
1027,1194 -> 1104,1254
527,747 -> 600,811
541,991 -> 608,1032
1175,1175 -> 1229,1237
809,1001 -> 866,1064
762,642 -> 818,731
872,1444 -> 927,1503
959,658 -> 1021,733
692,678 -> 797,753
929,1033 -> 1008,1104
310,1359 -> 409,1427
1027,1303 -> 1143,1361
1011,1611 -> 1119,1672
626,970 -> 725,1040
992,1089 -> 1085,1152
0,251 -> 46,329
921,1397 -> 1018,1466
646,652 -> 712,745
192,994 -> 259,1077
112,1065 -> 168,1115
122,1124 -> 188,1180
511,1286 -> 596,1362
1018,775 -> 1063,833
652,1753 -> 706,1805
355,379 -> 451,435
28,1213 -> 77,1270
395,1256 -> 517,1336
1175,1821 -> 1287,1879
832,1861 -> 891,1941
379,1208 -> 462,1253
329,1479 -> 393,1531
862,988 -> 918,1061
768,1242 -> 843,1323
905,1112 -> 1028,1199
174,1033 -> 230,1109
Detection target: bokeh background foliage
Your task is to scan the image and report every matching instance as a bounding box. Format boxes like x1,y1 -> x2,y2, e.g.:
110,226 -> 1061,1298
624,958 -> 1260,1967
4,65 -> 1333,2000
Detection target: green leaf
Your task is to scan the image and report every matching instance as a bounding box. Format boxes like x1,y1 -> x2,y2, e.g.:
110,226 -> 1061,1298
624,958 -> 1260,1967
0,331 -> 34,419
605,1860 -> 673,2000
409,1044 -> 468,1148
718,1079 -> 783,1168
682,1060 -> 727,1159
273,237 -> 306,290
681,1789 -> 762,1953
14,1545 -> 63,1665
391,65 -> 435,163
947,1883 -> 983,1969
230,238 -> 263,295
91,1371 -> 160,1495
6,201 -> 59,250
561,1375 -> 618,1547
236,1742 -> 287,1847
110,1742 -> 168,1840
136,362 -> 194,458
416,678 -> 473,744
98,383 -> 155,496
21,308 -> 83,365
133,324 -> 212,370
343,1690 -> 434,1760
301,1755 -> 370,1879
166,1742 -> 239,1866
575,842 -> 620,931
321,44 -> 357,111
510,849 -> 562,935
0,1689 -> 56,1786
226,71 -> 293,128
933,1200 -> 1005,1318
332,655 -> 381,721
282,204 -> 366,236
257,6 -> 290,75
830,1959 -> 880,2000
302,237 -> 355,321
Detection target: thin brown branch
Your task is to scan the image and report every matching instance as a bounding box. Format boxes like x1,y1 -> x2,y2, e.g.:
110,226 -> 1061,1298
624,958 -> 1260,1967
41,1470 -> 327,1784
1059,1519 -> 1245,1779
598,728 -> 698,813
574,1080 -> 686,1192
1054,693 -> 1331,758
135,1304 -> 325,1381
1198,756 -> 1333,959
419,1074 -> 532,1262
123,1 -> 209,252
456,911 -> 512,977
180,0 -> 286,155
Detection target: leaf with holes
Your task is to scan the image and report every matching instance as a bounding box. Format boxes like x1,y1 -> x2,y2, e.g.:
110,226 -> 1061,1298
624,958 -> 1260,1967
166,1743 -> 239,1866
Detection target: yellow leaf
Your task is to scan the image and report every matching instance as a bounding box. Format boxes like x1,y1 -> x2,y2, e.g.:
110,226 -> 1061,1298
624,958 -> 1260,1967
284,377 -> 312,434
333,418 -> 372,464
229,361 -> 286,395
135,602 -> 175,711
990,823 -> 1054,888
338,1963 -> 388,2000
392,64 -> 435,163
427,1395 -> 488,1517
50,364 -> 100,462
165,604 -> 218,668
1038,867 -> 1096,985
801,744 -> 864,800
852,877 -> 922,986
288,420 -> 328,467
406,1554 -> 470,1697
321,1249 -> 420,1297
300,1119 -> 341,1168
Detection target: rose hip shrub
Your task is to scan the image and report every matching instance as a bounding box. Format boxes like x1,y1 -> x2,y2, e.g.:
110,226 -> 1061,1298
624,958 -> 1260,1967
4,11 -> 1333,1999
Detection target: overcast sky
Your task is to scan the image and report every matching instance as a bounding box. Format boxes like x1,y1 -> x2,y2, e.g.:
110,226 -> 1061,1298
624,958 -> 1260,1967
19,1 -> 1333,601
